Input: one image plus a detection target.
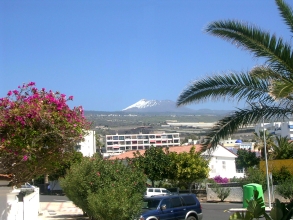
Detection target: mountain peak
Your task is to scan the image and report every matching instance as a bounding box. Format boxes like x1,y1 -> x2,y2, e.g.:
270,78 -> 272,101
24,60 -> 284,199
122,99 -> 193,113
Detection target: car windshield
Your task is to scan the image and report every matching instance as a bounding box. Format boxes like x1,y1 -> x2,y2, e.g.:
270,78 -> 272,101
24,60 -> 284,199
142,199 -> 160,209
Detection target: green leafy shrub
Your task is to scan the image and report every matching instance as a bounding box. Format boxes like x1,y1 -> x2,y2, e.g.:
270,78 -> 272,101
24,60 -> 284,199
272,166 -> 293,185
60,154 -> 147,220
276,178 -> 293,201
210,182 -> 231,202
240,167 -> 267,192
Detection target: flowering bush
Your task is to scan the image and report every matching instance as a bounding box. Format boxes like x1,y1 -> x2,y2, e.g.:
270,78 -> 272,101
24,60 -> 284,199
60,155 -> 147,220
0,82 -> 91,186
213,175 -> 229,184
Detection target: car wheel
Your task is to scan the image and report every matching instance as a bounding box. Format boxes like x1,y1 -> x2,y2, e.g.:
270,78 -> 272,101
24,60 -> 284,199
187,216 -> 197,220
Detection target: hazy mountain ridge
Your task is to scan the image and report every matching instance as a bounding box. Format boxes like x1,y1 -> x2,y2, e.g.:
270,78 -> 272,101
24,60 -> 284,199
84,99 -> 232,116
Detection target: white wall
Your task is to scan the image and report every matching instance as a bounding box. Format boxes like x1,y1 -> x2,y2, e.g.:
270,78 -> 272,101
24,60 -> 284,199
77,130 -> 96,157
0,187 -> 40,220
202,145 -> 244,179
208,156 -> 240,179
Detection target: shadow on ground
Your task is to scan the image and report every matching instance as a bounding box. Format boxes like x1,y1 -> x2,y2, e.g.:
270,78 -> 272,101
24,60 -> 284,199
41,214 -> 89,220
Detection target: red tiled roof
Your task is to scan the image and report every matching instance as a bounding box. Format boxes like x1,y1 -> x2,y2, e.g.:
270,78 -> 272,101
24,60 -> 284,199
0,174 -> 13,181
108,145 -> 202,160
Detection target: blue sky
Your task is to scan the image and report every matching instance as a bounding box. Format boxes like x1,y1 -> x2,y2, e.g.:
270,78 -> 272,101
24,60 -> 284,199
0,0 -> 290,111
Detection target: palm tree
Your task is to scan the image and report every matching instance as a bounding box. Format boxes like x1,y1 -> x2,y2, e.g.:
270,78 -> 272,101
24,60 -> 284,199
270,136 -> 293,159
252,130 -> 275,159
177,0 -> 293,151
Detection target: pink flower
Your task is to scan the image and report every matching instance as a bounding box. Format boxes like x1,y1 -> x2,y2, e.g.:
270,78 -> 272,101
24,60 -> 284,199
23,155 -> 28,161
27,82 -> 35,86
68,96 -> 73,100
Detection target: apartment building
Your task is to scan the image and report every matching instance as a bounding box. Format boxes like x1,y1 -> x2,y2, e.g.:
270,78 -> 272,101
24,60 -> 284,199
105,132 -> 180,152
255,121 -> 293,140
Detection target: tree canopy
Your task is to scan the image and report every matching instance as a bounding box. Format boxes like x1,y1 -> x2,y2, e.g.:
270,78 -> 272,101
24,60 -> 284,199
177,0 -> 293,150
0,82 -> 91,185
168,146 -> 209,190
130,146 -> 171,187
235,149 -> 260,170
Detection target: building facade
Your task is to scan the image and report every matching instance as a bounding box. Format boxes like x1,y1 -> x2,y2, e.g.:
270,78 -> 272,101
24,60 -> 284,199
75,130 -> 96,157
255,121 -> 293,140
201,145 -> 244,178
105,132 -> 180,152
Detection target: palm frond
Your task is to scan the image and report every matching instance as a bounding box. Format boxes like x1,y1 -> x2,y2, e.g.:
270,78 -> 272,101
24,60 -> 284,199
177,72 -> 272,106
249,66 -> 289,80
201,105 -> 291,151
276,0 -> 293,34
205,20 -> 293,74
249,66 -> 293,100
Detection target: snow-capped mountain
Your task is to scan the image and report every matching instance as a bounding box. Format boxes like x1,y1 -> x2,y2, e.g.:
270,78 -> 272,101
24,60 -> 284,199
122,99 -> 195,113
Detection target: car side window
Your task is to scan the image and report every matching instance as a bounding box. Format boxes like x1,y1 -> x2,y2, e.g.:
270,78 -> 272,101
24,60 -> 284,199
148,189 -> 153,192
161,198 -> 172,209
155,189 -> 160,193
181,195 -> 197,206
171,197 -> 183,208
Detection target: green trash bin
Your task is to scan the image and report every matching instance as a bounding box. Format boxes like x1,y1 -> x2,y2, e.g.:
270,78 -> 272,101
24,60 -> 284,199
243,183 -> 264,208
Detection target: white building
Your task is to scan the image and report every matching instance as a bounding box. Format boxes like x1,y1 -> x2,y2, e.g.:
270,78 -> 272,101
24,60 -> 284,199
105,132 -> 180,152
75,130 -> 96,157
255,121 -> 293,140
201,145 -> 244,178
221,138 -> 256,151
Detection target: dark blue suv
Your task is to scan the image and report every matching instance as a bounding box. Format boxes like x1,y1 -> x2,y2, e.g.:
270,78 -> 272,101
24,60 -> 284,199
138,193 -> 203,220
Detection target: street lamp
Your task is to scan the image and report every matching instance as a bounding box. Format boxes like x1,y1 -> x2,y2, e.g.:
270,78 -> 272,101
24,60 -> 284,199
253,102 -> 271,209
262,114 -> 272,209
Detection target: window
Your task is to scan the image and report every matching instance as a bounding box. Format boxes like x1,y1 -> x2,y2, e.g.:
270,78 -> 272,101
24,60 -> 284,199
143,199 -> 160,209
161,199 -> 172,209
181,195 -> 196,206
155,189 -> 160,193
75,145 -> 81,151
171,197 -> 182,208
222,161 -> 226,170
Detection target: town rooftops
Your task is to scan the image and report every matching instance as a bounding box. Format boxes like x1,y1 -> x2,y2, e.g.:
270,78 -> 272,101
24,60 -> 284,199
108,145 -> 202,160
